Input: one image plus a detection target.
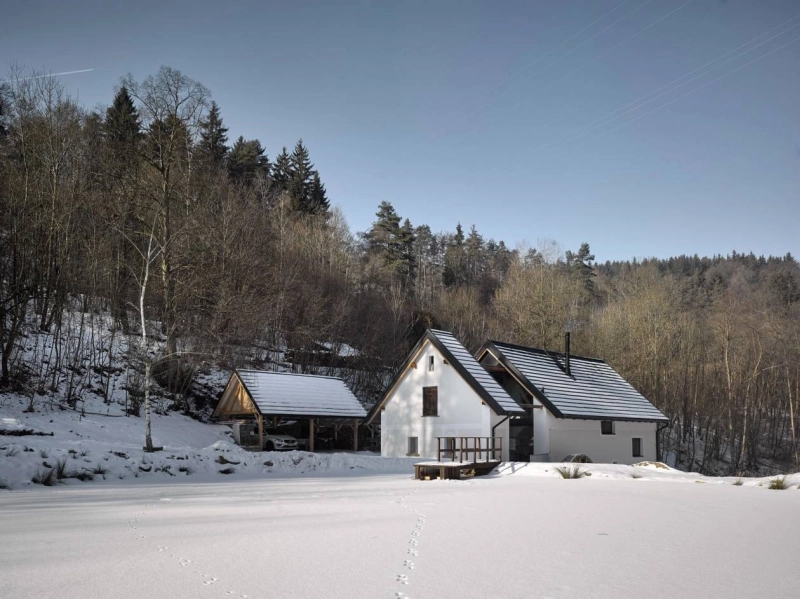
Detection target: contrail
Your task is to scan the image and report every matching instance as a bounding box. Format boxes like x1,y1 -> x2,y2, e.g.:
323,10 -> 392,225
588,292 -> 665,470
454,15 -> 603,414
1,68 -> 94,82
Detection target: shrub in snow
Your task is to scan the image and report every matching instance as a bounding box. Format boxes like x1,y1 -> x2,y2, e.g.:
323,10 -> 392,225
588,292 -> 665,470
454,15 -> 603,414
32,467 -> 58,486
555,465 -> 587,479
0,478 -> 10,490
215,455 -> 240,465
55,458 -> 80,481
219,467 -> 236,475
768,476 -> 791,490
732,478 -> 744,486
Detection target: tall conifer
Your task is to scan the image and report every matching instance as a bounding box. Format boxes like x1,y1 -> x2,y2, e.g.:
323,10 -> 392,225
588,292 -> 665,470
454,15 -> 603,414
197,101 -> 228,167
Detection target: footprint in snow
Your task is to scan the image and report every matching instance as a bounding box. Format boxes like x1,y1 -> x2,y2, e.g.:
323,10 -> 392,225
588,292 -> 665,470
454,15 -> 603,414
179,559 -> 191,566
202,577 -> 218,586
409,539 -> 418,546
403,560 -> 415,570
407,549 -> 418,556
157,545 -> 168,552
396,574 -> 409,585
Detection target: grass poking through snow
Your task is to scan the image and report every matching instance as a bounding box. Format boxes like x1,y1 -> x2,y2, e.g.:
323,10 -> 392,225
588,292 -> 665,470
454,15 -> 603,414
768,476 -> 791,490
555,465 -> 587,479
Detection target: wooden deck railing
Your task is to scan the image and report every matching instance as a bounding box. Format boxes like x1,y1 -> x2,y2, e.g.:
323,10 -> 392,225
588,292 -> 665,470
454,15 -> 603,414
436,436 -> 503,463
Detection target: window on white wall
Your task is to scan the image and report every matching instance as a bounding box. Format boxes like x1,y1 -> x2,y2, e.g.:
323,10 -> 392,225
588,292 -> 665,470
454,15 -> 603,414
428,355 -> 435,371
632,437 -> 643,458
601,420 -> 615,435
407,437 -> 419,456
422,386 -> 438,416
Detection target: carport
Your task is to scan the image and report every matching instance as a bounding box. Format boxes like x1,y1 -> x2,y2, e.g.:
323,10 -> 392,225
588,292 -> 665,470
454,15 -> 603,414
212,370 -> 367,451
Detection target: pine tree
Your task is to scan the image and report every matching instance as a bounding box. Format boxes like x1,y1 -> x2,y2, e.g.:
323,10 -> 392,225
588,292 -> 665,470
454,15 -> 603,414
465,225 -> 485,286
308,171 -> 330,215
443,223 -> 467,287
227,136 -> 269,183
196,101 -> 228,167
566,242 -> 596,298
104,86 -> 141,159
272,146 -> 291,191
288,139 -> 313,213
399,218 -> 416,288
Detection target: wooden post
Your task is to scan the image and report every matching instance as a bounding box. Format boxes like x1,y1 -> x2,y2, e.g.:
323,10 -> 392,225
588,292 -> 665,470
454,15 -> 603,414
257,414 -> 264,451
353,419 -> 358,451
309,418 -> 315,452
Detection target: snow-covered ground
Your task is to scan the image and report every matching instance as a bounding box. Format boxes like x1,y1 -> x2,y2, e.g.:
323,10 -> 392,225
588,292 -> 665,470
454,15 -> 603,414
3,398 -> 800,599
1,466 -> 799,599
2,313 -> 799,597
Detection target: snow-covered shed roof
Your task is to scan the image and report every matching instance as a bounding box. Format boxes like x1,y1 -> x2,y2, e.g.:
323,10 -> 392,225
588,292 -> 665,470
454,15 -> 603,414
365,329 -> 524,424
479,341 -> 668,423
214,370 -> 367,420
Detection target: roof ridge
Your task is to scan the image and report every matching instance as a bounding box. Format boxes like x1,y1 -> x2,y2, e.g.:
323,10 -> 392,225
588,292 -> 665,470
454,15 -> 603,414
236,369 -> 344,381
489,340 -> 606,363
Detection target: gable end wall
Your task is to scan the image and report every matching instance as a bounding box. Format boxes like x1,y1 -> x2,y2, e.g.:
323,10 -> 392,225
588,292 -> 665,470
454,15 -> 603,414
380,342 -> 500,459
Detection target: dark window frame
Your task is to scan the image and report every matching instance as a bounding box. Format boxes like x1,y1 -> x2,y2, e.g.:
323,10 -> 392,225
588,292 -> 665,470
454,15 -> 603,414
422,386 -> 438,417
601,420 -> 615,435
632,437 -> 643,458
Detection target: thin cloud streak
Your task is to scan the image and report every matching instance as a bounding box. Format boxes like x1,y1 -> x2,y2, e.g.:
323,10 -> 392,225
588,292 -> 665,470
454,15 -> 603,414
1,68 -> 94,82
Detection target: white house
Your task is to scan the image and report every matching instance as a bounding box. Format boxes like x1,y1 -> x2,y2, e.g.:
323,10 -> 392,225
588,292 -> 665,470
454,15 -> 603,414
367,329 -> 524,462
368,329 -> 668,465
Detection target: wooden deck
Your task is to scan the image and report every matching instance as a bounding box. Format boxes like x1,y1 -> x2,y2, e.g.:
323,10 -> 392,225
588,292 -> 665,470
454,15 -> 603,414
414,437 -> 503,480
414,460 -> 501,480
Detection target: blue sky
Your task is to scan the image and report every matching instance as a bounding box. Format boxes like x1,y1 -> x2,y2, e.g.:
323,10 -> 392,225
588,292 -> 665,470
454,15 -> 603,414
2,0 -> 798,262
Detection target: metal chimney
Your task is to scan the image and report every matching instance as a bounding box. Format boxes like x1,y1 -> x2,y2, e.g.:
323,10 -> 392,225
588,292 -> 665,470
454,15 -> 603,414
564,332 -> 571,376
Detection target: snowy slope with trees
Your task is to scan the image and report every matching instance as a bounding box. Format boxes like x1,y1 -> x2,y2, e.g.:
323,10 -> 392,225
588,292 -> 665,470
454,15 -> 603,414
1,63 -> 799,482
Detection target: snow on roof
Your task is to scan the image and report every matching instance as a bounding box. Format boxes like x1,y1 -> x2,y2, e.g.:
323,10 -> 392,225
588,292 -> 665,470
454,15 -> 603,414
430,330 -> 524,415
236,370 -> 367,419
488,341 -> 668,422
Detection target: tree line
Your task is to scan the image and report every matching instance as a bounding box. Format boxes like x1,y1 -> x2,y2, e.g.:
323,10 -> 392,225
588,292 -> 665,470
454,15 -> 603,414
1,66 -> 798,475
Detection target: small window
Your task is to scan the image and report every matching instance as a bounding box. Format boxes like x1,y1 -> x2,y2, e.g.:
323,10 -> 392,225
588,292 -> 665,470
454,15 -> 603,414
408,437 -> 419,456
428,355 -> 435,371
422,386 -> 438,416
601,420 -> 615,435
632,437 -> 643,458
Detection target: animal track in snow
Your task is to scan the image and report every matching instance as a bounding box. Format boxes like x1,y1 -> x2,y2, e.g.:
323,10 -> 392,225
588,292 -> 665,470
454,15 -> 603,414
396,574 -> 409,585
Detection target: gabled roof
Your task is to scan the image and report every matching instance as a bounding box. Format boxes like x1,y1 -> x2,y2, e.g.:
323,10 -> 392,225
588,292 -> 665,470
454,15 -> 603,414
479,341 -> 668,423
365,329 -> 523,424
221,370 -> 366,419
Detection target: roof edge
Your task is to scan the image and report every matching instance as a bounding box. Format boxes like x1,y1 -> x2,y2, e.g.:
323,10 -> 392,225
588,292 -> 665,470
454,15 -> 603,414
477,341 -> 565,418
428,331 -> 520,416
488,339 -> 606,364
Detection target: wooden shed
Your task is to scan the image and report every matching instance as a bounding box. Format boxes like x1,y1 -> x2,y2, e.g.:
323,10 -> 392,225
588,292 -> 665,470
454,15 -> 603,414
212,370 -> 367,451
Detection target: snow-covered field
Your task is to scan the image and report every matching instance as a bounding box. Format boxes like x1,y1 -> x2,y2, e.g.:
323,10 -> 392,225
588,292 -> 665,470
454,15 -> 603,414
1,465 -> 799,599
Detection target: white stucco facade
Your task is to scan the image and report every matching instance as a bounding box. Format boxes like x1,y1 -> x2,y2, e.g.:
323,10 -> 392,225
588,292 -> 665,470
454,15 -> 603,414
380,341 -> 510,461
547,419 -> 658,464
